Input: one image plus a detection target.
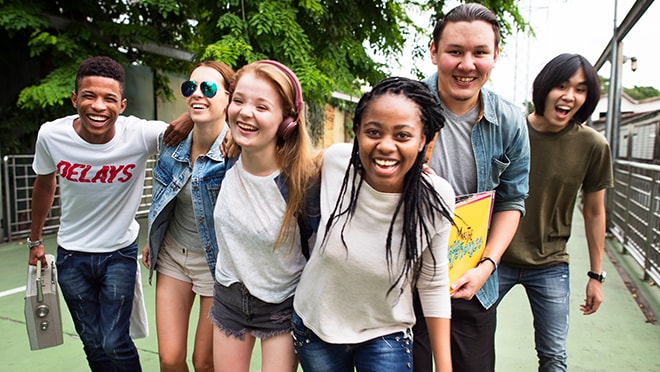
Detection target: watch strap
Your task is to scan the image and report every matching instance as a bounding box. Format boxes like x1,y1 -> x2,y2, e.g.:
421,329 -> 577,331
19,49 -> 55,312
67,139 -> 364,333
479,256 -> 497,274
27,238 -> 43,248
587,271 -> 604,282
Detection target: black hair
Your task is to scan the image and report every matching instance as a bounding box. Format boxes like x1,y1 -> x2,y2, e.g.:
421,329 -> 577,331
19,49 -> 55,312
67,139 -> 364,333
75,56 -> 126,96
432,3 -> 501,49
321,76 -> 454,296
532,53 -> 601,124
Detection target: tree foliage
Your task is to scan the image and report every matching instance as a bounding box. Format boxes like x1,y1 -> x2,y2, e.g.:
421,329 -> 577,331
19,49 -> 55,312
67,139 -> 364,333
624,85 -> 660,101
0,0 -> 530,154
599,76 -> 660,101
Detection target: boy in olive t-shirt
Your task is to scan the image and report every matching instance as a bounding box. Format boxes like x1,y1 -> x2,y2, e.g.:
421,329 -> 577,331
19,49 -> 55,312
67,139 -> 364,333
498,53 -> 613,371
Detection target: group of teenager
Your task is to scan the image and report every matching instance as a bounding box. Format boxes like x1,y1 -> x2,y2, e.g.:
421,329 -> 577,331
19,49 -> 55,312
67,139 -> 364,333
27,2 -> 613,372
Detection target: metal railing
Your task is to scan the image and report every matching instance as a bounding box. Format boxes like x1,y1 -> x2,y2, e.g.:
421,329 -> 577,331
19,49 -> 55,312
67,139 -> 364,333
3,155 -> 660,285
609,159 -> 660,284
2,155 -> 156,242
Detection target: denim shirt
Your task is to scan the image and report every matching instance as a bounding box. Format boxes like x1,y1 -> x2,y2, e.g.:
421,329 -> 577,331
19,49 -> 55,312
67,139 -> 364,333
146,130 -> 227,283
423,73 -> 530,309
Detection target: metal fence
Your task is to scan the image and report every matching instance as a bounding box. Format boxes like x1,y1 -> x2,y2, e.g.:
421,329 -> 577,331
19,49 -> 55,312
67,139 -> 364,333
2,155 -> 156,242
609,159 -> 660,285
3,155 -> 660,285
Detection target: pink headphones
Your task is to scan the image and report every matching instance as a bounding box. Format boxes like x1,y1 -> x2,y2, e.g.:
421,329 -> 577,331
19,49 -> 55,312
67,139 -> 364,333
256,60 -> 304,140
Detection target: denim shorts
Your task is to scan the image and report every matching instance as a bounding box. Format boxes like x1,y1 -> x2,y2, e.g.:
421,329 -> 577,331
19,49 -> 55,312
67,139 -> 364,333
211,281 -> 294,340
155,234 -> 213,297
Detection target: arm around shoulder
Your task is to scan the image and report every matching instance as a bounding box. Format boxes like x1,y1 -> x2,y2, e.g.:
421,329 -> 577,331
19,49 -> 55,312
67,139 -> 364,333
163,112 -> 194,146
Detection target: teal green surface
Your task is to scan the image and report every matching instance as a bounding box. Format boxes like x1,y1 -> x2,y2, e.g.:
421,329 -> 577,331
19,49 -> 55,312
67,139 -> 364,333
1,210 -> 659,371
495,208 -> 660,371
0,219 -> 271,372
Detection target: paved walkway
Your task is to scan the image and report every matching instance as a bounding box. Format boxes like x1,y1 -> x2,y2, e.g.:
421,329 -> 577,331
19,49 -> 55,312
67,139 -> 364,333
495,208 -> 660,371
1,208 -> 658,371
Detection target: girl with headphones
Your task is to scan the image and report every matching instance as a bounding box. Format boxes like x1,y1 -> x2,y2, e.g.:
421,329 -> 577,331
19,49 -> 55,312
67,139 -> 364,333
210,60 -> 319,372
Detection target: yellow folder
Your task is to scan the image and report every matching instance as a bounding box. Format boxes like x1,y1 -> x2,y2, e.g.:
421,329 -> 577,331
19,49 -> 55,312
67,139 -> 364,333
448,190 -> 495,287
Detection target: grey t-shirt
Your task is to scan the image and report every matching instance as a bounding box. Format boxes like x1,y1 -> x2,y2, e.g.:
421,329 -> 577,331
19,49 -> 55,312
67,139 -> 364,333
428,102 -> 479,196
167,178 -> 203,252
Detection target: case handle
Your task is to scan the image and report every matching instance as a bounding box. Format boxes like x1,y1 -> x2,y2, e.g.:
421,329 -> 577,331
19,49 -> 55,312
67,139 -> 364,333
36,259 -> 43,303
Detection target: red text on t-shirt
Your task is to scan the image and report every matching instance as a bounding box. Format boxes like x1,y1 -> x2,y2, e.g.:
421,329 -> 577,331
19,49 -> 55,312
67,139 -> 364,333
56,160 -> 136,183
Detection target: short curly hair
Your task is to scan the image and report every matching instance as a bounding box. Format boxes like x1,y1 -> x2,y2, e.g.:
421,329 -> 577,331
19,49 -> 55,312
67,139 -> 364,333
75,56 -> 126,96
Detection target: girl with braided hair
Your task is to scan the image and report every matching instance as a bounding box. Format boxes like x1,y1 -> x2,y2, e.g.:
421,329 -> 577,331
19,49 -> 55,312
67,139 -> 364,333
292,77 -> 455,371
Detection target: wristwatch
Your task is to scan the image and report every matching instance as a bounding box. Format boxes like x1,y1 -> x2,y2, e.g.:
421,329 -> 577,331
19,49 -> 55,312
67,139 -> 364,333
26,237 -> 43,248
587,271 -> 606,283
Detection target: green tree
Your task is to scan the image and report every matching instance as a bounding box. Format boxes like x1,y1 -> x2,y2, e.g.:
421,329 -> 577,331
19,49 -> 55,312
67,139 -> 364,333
624,85 -> 660,101
1,0 -> 530,154
599,75 -> 610,94
1,0 -> 199,153
599,76 -> 660,101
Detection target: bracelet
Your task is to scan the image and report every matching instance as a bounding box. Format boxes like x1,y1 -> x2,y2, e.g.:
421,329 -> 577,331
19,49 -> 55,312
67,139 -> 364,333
479,256 -> 497,273
26,237 -> 43,248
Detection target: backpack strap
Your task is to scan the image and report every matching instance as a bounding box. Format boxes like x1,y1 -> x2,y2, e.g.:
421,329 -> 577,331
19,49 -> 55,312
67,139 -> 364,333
274,174 -> 320,260
299,179 -> 320,260
227,157 -> 319,260
226,156 -> 236,170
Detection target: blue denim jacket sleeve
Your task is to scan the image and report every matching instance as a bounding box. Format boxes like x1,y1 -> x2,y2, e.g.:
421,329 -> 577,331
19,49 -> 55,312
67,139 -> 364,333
477,88 -> 530,216
473,88 -> 530,309
422,75 -> 530,309
146,131 -> 227,284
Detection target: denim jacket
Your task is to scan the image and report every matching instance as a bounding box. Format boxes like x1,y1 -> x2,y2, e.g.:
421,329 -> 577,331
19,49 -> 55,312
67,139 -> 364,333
146,130 -> 227,284
423,73 -> 530,309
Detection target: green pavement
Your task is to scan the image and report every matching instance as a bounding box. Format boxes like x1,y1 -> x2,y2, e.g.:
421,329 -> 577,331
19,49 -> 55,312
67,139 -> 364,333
1,209 -> 659,371
496,208 -> 660,371
0,219 -> 267,372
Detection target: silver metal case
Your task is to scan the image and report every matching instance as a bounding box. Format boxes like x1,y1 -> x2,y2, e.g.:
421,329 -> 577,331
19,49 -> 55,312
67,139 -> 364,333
24,254 -> 63,350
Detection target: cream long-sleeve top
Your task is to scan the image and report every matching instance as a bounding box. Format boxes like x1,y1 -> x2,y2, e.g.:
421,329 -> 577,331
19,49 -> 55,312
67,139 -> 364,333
293,143 -> 455,344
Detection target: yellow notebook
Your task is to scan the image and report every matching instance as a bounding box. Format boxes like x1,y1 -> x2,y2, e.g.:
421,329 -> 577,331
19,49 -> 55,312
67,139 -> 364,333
447,190 -> 495,287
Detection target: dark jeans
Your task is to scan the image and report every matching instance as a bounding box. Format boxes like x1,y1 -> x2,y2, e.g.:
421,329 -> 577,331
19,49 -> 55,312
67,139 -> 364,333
413,293 -> 496,372
412,292 -> 432,371
293,311 -> 413,372
57,244 -> 141,372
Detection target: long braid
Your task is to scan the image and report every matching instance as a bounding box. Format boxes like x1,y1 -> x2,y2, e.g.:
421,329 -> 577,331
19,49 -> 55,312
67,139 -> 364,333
321,77 -> 454,296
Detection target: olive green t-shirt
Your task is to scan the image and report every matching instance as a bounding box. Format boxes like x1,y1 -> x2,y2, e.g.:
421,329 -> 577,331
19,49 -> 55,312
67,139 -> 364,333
502,121 -> 613,268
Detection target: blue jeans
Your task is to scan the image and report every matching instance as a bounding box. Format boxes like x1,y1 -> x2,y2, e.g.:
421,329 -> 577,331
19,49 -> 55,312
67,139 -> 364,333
57,244 -> 141,372
292,311 -> 413,372
498,263 -> 570,372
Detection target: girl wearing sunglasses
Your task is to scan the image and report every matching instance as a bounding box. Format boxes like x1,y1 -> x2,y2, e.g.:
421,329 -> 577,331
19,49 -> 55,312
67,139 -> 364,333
142,60 -> 234,372
211,60 -> 320,372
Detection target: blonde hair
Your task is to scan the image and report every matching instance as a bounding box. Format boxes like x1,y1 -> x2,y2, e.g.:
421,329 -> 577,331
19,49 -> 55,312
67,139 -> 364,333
233,61 -> 320,249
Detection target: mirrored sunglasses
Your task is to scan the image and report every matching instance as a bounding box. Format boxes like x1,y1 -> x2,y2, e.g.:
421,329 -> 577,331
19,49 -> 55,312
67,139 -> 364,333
181,80 -> 218,98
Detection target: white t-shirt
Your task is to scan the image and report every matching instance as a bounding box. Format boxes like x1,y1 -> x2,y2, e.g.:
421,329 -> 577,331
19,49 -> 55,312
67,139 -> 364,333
33,115 -> 167,252
293,143 -> 455,344
213,158 -> 306,303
